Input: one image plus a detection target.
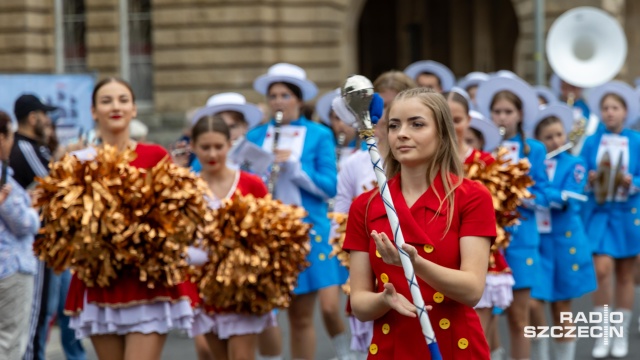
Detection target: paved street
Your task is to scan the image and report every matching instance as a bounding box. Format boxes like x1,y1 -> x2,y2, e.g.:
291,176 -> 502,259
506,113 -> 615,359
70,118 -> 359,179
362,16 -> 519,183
47,289 -> 640,359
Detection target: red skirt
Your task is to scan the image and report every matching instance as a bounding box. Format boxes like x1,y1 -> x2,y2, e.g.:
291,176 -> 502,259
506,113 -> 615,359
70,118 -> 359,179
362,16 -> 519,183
64,268 -> 201,315
488,248 -> 511,274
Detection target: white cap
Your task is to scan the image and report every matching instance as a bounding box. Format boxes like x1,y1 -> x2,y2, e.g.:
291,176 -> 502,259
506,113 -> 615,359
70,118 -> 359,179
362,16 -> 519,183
253,63 -> 318,101
191,92 -> 263,129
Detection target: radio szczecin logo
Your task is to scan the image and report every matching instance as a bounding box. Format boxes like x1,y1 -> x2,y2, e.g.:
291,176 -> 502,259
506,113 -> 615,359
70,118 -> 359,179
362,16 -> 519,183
524,306 -> 623,343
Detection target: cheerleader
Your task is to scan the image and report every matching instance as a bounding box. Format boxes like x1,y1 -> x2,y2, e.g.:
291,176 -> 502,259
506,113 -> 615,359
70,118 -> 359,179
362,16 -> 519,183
344,88 -> 496,359
246,63 -> 341,359
526,104 -> 596,360
446,90 -> 514,360
187,93 -> 273,360
188,114 -> 277,360
580,81 -> 640,358
476,75 -> 550,360
63,78 -> 199,359
403,60 -> 455,93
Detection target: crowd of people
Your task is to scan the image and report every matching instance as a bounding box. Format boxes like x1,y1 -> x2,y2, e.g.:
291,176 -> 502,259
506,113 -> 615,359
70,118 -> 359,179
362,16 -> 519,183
0,59 -> 639,360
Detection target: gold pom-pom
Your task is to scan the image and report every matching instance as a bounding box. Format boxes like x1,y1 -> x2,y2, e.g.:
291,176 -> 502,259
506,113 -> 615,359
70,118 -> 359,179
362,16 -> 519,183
198,193 -> 311,315
328,212 -> 350,295
464,148 -> 535,250
33,145 -> 212,288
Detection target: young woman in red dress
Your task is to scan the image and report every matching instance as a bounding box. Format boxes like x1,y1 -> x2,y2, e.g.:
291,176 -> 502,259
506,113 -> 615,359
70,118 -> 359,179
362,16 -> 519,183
187,114 -> 276,360
64,78 -> 200,360
343,88 -> 496,359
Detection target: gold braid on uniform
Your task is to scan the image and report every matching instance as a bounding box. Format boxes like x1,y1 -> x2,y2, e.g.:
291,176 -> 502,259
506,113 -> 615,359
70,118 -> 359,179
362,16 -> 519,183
33,145 -> 213,289
464,147 -> 535,252
197,192 -> 311,315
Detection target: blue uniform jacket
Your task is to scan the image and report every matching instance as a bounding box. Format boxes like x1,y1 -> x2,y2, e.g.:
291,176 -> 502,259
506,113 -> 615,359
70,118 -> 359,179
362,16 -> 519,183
580,128 -> 640,257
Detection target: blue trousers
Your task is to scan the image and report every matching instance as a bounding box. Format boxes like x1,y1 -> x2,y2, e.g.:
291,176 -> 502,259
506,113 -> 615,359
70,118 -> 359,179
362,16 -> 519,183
34,268 -> 85,360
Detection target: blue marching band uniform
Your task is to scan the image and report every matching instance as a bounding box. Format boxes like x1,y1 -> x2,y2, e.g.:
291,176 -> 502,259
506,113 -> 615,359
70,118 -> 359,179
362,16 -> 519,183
531,150 -> 597,302
580,128 -> 640,258
501,134 -> 550,291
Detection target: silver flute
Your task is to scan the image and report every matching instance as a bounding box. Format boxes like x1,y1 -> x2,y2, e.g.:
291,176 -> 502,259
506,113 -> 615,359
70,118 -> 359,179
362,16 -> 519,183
267,111 -> 284,196
327,132 -> 346,212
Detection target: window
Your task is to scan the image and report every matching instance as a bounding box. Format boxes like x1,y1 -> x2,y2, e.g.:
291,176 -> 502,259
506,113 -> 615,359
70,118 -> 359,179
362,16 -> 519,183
62,0 -> 87,73
128,0 -> 153,103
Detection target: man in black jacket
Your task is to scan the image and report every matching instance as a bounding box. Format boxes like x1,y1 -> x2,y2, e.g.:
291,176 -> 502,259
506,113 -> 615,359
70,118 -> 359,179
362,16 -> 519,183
10,94 -> 85,360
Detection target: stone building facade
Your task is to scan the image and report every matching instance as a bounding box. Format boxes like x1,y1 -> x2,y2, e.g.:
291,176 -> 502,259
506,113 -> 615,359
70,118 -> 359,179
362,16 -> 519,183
0,0 -> 637,144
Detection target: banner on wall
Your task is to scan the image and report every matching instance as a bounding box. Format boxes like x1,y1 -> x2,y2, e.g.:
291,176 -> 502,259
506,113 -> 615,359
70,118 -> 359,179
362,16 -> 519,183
0,74 -> 96,145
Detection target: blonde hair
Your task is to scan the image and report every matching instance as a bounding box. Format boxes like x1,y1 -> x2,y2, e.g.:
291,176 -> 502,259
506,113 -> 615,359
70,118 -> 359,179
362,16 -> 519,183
373,71 -> 417,94
385,88 -> 463,234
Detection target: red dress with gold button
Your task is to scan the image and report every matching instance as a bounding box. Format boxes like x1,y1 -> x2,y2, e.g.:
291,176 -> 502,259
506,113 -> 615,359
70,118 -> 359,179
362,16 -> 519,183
464,148 -> 514,309
64,144 -> 201,338
343,172 -> 496,359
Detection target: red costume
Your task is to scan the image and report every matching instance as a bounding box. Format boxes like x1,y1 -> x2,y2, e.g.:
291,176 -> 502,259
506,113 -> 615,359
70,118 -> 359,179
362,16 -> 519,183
65,144 -> 198,315
343,172 -> 496,359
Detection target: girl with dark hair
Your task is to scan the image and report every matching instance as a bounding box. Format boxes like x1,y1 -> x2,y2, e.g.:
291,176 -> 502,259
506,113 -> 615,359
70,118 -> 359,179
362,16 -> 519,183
189,114 -> 275,360
63,78 -> 200,360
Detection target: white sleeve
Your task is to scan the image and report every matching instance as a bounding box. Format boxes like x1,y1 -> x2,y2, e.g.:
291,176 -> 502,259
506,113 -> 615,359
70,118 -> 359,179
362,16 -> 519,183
187,246 -> 209,266
334,163 -> 355,214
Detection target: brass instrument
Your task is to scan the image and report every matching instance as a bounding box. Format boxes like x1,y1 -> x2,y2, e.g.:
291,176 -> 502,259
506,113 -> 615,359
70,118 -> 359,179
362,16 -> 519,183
267,111 -> 284,195
612,152 -> 625,199
594,151 -> 611,205
546,7 -> 627,155
564,92 -> 590,155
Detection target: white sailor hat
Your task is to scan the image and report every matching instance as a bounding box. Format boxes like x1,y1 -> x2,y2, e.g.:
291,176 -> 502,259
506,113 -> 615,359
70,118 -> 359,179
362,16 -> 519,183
191,92 -> 263,129
475,76 -> 539,129
331,96 -> 356,127
587,80 -> 640,127
253,63 -> 318,101
315,88 -> 340,126
534,86 -> 559,106
525,104 -> 573,139
550,73 -> 562,98
457,72 -> 490,91
449,86 -> 472,106
404,60 -> 455,92
469,110 -> 502,152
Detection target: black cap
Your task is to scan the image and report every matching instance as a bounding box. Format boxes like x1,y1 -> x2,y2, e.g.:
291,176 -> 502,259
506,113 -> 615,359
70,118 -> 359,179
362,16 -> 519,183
14,94 -> 58,121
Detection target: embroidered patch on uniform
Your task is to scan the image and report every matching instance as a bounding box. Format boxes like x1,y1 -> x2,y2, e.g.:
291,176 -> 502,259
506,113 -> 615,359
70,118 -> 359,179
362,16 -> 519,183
574,164 -> 585,183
